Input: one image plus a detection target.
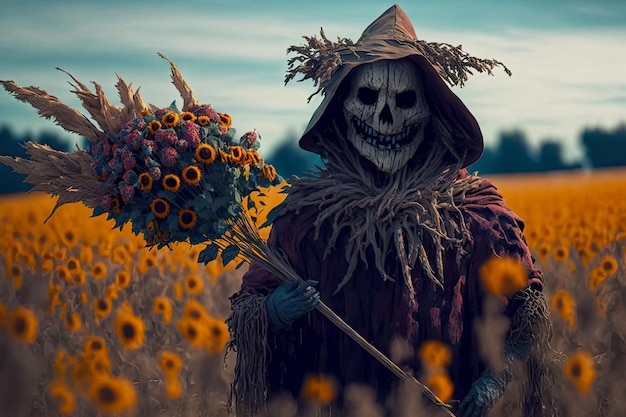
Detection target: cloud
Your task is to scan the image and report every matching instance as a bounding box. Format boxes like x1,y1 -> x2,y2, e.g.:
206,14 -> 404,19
1,3 -> 625,162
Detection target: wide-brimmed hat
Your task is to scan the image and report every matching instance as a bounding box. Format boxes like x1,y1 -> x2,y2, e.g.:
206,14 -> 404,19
286,4 -> 510,168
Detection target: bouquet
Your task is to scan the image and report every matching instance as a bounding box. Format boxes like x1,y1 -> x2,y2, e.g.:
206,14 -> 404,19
0,53 -> 282,266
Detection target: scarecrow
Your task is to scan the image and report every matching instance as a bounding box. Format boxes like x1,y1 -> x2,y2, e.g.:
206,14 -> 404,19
227,5 -> 556,417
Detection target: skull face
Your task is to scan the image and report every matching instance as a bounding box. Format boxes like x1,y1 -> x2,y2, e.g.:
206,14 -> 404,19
343,59 -> 430,173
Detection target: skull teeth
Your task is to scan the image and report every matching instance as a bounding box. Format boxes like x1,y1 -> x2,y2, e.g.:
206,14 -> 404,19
351,116 -> 421,150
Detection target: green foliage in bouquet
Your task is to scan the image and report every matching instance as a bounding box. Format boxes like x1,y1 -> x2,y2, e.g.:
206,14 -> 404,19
90,102 -> 281,261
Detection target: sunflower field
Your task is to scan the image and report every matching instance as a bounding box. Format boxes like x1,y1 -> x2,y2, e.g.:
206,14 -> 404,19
0,168 -> 625,417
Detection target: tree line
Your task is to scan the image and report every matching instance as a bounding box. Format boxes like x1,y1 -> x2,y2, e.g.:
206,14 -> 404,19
0,123 -> 624,194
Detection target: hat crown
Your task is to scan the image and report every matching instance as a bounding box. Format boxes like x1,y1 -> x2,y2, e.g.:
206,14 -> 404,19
357,5 -> 417,45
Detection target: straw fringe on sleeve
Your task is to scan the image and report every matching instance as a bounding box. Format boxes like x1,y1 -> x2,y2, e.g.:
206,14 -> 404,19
226,289 -> 271,417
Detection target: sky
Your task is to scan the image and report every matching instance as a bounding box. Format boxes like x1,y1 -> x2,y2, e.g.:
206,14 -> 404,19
1,0 -> 625,163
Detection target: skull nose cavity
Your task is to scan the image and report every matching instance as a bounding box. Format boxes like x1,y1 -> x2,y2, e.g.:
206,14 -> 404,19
379,103 -> 393,125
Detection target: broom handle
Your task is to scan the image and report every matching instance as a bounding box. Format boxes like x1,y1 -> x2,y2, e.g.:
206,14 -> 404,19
313,300 -> 457,417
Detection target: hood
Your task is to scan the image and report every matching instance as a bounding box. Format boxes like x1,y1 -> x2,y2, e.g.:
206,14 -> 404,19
295,4 -> 487,168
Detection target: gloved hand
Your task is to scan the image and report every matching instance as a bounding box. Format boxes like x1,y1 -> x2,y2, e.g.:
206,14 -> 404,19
265,280 -> 320,330
457,369 -> 509,417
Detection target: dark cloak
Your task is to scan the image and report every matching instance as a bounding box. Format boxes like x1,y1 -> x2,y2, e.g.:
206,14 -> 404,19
234,169 -> 542,408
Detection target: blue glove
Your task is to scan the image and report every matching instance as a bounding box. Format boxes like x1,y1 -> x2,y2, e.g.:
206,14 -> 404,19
457,368 -> 510,417
265,280 -> 320,330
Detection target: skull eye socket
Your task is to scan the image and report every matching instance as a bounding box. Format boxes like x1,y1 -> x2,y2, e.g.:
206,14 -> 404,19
396,90 -> 417,109
357,88 -> 378,105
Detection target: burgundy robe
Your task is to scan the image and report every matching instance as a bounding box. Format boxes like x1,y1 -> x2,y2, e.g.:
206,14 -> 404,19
239,171 -> 543,405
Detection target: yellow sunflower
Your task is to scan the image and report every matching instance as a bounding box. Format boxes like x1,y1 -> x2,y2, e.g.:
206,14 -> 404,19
177,317 -> 208,348
91,262 -> 108,280
181,165 -> 202,185
48,379 -> 77,415
152,296 -> 173,324
114,309 -> 145,351
162,174 -> 181,192
138,172 -> 153,192
161,111 -> 179,128
418,340 -> 452,370
115,269 -> 131,289
195,143 -> 216,164
551,290 -> 576,328
150,198 -> 171,219
159,350 -> 183,376
89,374 -> 137,414
479,256 -> 528,298
7,307 -> 38,344
300,374 -> 337,406
178,208 -> 198,230
563,350 -> 596,395
184,274 -> 204,295
425,371 -> 454,403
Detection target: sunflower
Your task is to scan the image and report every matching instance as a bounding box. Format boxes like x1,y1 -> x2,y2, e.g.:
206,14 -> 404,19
229,146 -> 246,165
159,350 -> 183,376
152,296 -> 173,324
71,270 -> 87,285
162,174 -> 181,192
260,164 -> 277,182
598,255 -> 618,275
93,296 -> 113,320
206,317 -> 230,354
195,144 -> 216,164
184,274 -> 204,295
479,256 -> 527,298
183,299 -> 209,322
177,317 -> 208,348
80,244 -> 94,264
196,115 -> 210,126
552,245 -> 569,262
178,208 -> 198,230
563,350 -> 596,395
41,257 -> 54,272
551,290 -> 576,328
138,250 -> 158,274
91,262 -> 108,280
181,165 -> 202,185
89,374 -> 137,414
111,197 -> 121,214
138,172 -> 153,192
418,340 -> 452,370
114,309 -> 145,351
54,349 -> 70,379
300,374 -> 337,406
115,269 -> 131,289
59,226 -> 79,249
66,256 -> 82,274
148,119 -> 162,134
106,284 -> 120,300
49,379 -> 77,415
161,111 -> 179,128
84,336 -> 108,356
218,112 -> 232,128
247,149 -> 263,165
64,310 -> 82,332
180,111 -> 196,123
165,378 -> 182,400
425,372 -> 454,403
173,281 -> 184,300
150,198 -> 171,219
7,307 -> 38,344
588,267 -> 607,292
